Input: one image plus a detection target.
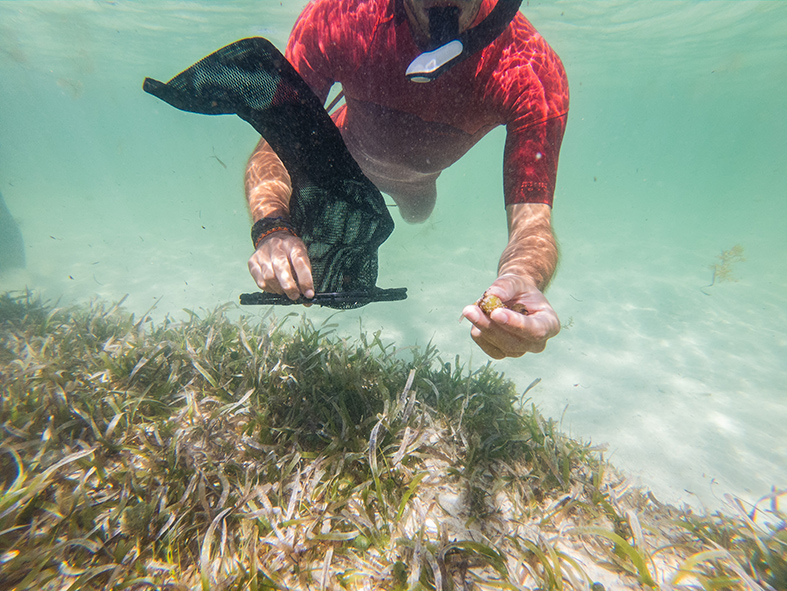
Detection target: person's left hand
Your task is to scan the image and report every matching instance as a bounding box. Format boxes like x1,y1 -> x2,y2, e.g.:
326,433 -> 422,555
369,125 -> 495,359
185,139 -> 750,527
462,274 -> 560,359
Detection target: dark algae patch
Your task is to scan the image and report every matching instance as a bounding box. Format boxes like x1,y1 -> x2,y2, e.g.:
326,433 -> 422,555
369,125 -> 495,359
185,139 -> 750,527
0,291 -> 784,590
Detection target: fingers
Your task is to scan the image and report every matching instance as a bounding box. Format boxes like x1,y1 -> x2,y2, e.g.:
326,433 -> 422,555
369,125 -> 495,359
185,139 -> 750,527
469,325 -> 507,359
248,233 -> 314,300
462,302 -> 557,358
464,305 -> 526,358
288,246 -> 314,299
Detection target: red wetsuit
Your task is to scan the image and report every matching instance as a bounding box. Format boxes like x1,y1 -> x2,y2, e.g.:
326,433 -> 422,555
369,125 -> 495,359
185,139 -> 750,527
285,0 -> 569,207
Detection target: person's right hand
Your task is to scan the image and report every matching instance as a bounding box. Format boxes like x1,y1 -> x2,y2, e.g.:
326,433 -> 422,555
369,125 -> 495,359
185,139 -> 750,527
248,231 -> 314,300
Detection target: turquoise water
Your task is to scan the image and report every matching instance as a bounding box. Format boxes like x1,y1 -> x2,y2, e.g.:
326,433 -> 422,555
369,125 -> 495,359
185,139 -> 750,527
1,0 -> 785,510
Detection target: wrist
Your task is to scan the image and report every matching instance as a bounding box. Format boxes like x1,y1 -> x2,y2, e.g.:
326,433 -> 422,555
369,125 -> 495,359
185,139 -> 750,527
496,272 -> 539,290
251,216 -> 298,249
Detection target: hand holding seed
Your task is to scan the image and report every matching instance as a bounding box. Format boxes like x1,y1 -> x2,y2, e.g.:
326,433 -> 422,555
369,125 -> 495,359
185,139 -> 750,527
462,275 -> 560,359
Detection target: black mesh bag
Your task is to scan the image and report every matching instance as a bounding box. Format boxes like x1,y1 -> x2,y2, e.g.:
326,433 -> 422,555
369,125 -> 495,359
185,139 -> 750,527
143,37 -> 401,308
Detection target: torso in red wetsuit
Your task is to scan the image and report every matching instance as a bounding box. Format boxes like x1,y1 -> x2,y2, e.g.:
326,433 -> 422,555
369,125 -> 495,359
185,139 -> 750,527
285,0 -> 569,214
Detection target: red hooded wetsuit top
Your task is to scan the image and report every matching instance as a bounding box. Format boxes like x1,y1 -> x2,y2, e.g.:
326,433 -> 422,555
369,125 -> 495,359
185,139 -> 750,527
285,0 -> 569,207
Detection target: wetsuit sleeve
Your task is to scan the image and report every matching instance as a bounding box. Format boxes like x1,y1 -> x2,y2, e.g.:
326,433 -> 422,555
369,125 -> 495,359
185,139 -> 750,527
285,0 -> 379,103
285,2 -> 336,102
499,32 -> 569,207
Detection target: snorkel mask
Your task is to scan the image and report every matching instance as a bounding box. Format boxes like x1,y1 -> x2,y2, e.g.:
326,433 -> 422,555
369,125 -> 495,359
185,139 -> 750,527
405,0 -> 523,82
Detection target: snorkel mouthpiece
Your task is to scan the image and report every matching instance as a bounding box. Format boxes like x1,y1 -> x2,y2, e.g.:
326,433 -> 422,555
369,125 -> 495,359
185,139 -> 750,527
406,5 -> 462,83
405,39 -> 464,82
405,0 -> 523,83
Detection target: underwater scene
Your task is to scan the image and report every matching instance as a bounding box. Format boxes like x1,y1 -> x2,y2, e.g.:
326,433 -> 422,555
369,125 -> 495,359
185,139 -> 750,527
1,0 -> 786,589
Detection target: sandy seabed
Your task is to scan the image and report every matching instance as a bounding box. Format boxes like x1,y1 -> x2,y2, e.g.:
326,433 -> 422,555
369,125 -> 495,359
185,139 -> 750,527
2,193 -> 785,515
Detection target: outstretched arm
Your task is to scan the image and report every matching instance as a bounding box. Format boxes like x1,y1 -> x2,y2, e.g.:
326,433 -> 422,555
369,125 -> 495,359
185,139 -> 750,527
245,138 -> 314,300
498,202 -> 558,290
462,203 -> 561,358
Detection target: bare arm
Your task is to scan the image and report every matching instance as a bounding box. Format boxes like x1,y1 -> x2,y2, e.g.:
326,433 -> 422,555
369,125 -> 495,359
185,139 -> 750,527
462,202 -> 561,358
245,138 -> 314,299
245,137 -> 293,220
498,203 -> 558,291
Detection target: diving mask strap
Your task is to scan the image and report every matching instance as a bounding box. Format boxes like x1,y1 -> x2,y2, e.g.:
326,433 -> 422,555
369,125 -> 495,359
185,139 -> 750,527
405,0 -> 523,83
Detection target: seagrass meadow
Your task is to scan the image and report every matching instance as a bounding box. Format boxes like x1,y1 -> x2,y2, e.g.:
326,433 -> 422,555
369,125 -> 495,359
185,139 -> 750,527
0,291 -> 785,590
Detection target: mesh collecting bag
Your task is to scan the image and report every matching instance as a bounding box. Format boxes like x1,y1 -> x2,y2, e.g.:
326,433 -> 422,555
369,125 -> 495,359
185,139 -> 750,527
143,37 -> 403,308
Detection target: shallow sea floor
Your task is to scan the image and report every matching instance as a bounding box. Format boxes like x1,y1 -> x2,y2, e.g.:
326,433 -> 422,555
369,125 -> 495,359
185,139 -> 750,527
2,165 -> 785,515
2,294 -> 785,590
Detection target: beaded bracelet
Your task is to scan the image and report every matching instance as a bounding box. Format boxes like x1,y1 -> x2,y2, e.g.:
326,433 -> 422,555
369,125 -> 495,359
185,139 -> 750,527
251,217 -> 298,249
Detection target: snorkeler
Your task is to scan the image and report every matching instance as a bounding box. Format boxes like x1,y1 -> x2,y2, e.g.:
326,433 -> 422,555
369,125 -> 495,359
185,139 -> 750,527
245,0 -> 569,359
